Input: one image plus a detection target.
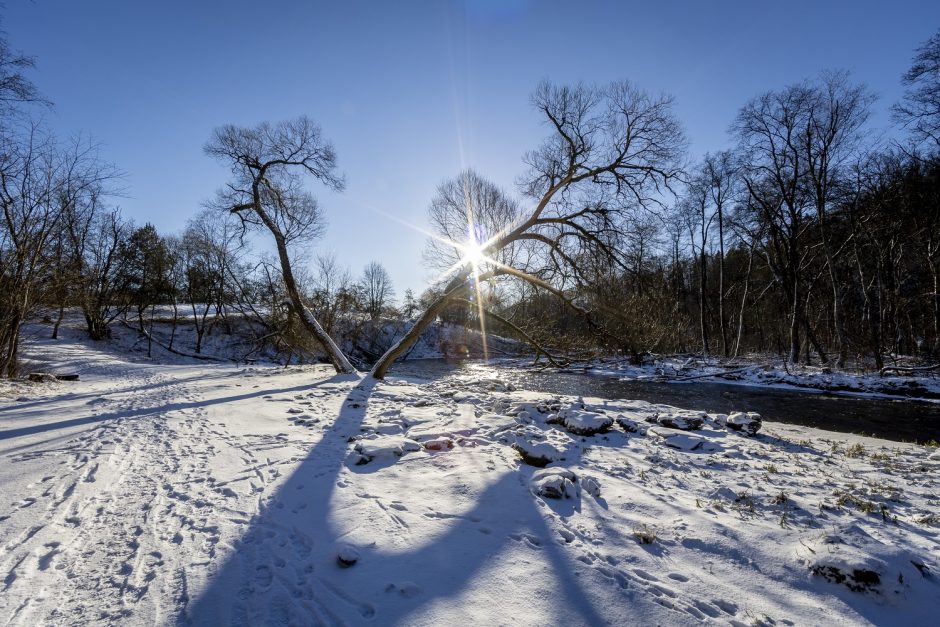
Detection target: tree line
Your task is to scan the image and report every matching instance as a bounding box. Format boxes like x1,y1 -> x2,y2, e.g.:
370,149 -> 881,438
2,25 -> 939,378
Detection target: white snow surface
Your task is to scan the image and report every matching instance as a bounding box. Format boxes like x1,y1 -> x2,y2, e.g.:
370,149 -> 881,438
1,323 -> 939,626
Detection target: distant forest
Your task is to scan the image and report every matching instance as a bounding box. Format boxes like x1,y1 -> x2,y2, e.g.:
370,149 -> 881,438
3,27 -> 940,377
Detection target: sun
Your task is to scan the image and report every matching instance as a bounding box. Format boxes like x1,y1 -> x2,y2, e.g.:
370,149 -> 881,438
461,239 -> 486,269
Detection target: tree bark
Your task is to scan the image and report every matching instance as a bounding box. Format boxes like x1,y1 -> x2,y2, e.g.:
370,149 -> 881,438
250,199 -> 356,374
370,271 -> 473,379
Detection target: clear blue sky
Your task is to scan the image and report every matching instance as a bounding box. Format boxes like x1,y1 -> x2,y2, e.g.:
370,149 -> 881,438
7,0 -> 940,300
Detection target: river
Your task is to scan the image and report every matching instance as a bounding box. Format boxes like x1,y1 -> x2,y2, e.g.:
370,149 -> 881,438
393,359 -> 940,444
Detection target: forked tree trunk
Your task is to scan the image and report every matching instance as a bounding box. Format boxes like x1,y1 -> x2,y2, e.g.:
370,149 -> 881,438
370,271 -> 471,379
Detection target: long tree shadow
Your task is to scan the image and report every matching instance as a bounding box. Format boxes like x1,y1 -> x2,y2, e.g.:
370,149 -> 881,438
184,376 -> 608,626
0,380 -> 316,442
0,366 -> 245,416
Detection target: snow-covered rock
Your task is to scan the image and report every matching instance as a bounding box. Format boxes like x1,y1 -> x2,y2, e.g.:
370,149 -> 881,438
615,414 -> 641,433
508,398 -> 560,418
352,437 -> 422,465
531,468 -> 578,499
512,438 -> 565,467
648,426 -> 708,451
559,408 -> 613,436
336,544 -> 360,567
724,411 -> 762,436
651,410 -> 705,431
580,475 -> 602,498
796,529 -> 932,596
422,437 -> 453,451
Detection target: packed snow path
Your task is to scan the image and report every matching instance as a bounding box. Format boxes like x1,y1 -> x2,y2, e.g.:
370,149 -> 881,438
1,335 -> 939,625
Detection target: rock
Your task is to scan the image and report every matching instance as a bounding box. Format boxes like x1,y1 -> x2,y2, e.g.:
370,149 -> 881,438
653,410 -> 705,430
512,439 -> 564,467
336,545 -> 359,567
580,475 -> 602,498
725,411 -> 762,436
27,372 -> 57,383
352,437 -> 422,465
422,437 -> 453,451
477,378 -> 515,392
514,409 -> 533,424
559,408 -> 613,436
796,527 -> 927,596
531,468 -> 578,499
648,426 -> 707,451
55,373 -> 79,381
810,564 -> 880,593
615,414 -> 641,433
508,399 -> 558,416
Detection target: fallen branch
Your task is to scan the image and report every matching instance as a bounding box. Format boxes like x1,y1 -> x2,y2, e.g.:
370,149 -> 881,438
456,299 -> 568,368
880,363 -> 940,376
121,321 -> 232,362
672,367 -> 751,382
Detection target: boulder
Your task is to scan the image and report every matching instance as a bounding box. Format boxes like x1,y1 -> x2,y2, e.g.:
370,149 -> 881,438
559,408 -> 613,436
336,544 -> 360,568
652,410 -> 705,431
352,437 -> 422,465
725,411 -> 762,436
615,414 -> 641,433
580,475 -> 602,498
512,438 -> 565,467
648,426 -> 707,451
531,468 -> 578,499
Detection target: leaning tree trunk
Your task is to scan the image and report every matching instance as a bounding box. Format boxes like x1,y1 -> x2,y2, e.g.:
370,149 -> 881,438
370,271 -> 472,379
262,215 -> 355,374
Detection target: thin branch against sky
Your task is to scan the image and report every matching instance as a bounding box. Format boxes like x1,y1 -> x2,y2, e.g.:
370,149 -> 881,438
6,0 -> 940,300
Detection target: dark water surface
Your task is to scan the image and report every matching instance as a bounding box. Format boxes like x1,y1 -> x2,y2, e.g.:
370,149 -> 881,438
393,359 -> 940,444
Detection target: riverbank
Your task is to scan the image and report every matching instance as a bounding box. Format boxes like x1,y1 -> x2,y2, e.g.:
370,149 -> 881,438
1,325 -> 939,625
393,359 -> 940,444
574,354 -> 940,402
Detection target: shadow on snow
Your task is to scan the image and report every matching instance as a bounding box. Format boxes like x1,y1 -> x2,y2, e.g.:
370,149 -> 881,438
184,375 -> 608,626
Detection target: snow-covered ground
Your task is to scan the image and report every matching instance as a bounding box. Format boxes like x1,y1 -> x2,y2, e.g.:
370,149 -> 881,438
1,324 -> 939,626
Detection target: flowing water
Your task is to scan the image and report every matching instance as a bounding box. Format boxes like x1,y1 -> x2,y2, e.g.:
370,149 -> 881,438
393,359 -> 940,444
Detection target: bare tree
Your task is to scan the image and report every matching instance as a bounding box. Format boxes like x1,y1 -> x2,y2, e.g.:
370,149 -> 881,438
802,71 -> 875,367
77,207 -> 132,340
679,169 -> 715,356
359,261 -> 395,320
204,117 -> 355,373
702,151 -> 738,357
0,30 -> 47,117
371,80 -> 686,378
309,252 -> 355,336
179,210 -> 242,353
734,82 -> 819,365
894,28 -> 940,150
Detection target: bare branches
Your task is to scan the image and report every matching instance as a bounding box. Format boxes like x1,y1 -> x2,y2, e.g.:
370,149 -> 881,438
371,80 -> 686,377
204,117 -> 356,374
894,28 -> 940,149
